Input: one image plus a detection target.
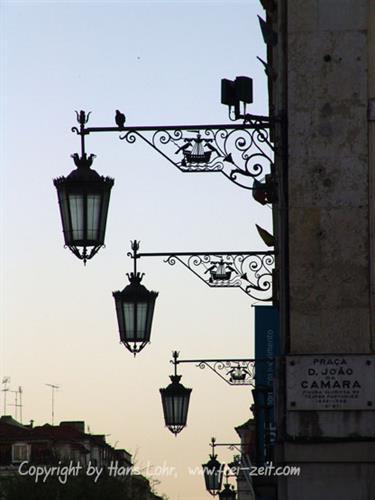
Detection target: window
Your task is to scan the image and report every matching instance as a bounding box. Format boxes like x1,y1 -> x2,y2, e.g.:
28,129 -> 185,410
12,443 -> 30,463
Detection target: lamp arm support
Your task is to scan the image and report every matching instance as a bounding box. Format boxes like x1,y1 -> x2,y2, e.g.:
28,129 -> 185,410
176,358 -> 254,363
212,443 -> 244,453
208,437 -> 255,491
71,111 -> 280,191
136,250 -> 274,258
84,116 -> 276,133
170,355 -> 274,386
128,243 -> 275,301
211,440 -> 255,490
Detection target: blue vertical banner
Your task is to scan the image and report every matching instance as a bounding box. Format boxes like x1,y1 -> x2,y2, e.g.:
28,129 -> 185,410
254,305 -> 280,464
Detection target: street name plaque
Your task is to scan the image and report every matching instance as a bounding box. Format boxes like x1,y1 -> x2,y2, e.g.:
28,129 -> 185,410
286,355 -> 375,410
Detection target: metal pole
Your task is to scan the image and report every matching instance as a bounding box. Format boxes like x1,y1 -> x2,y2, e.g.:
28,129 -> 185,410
2,377 -> 10,415
46,384 -> 59,425
19,387 -> 23,424
52,388 -> 55,425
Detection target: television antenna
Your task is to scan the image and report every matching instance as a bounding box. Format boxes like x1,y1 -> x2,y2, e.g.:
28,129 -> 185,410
1,377 -> 10,415
46,383 -> 59,425
9,387 -> 23,422
19,387 -> 23,423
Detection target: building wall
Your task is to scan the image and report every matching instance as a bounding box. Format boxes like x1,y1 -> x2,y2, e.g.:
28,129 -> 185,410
268,0 -> 375,498
287,0 -> 370,354
279,460 -> 375,500
284,0 -> 375,439
369,0 -> 375,332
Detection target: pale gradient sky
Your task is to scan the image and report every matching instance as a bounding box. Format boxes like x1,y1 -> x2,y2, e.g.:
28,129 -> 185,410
1,0 -> 271,498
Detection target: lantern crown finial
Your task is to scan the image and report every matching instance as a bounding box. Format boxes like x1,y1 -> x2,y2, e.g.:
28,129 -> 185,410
126,271 -> 145,285
71,152 -> 96,169
210,436 -> 217,457
75,109 -> 91,125
131,240 -> 140,252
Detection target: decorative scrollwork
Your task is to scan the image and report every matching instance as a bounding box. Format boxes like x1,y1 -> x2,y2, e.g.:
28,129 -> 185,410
73,111 -> 278,190
127,241 -> 275,300
118,124 -> 274,189
204,360 -> 256,386
164,255 -> 178,266
170,352 -> 275,387
177,359 -> 273,386
162,252 -> 274,300
122,131 -> 138,144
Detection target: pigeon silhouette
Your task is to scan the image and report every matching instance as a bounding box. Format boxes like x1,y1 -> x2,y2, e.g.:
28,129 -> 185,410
115,110 -> 126,129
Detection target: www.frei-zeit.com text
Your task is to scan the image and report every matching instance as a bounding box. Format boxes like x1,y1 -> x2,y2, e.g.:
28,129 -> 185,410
18,461 -> 301,484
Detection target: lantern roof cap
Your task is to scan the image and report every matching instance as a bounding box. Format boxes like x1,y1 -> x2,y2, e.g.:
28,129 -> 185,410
203,455 -> 222,469
53,153 -> 114,186
160,375 -> 192,396
113,272 -> 158,301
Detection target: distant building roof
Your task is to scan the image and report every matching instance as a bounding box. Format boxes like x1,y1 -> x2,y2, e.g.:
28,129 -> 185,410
0,416 -> 30,439
0,416 -> 28,428
0,417 -> 128,459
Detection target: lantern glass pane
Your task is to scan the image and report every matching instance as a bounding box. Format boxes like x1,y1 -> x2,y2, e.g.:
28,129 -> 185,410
172,395 -> 182,423
57,190 -> 71,240
87,194 -> 101,240
206,474 -> 216,491
164,393 -> 189,425
208,470 -> 222,491
179,396 -> 188,422
164,395 -> 174,424
136,302 -> 148,335
115,299 -> 125,335
146,300 -> 155,334
99,190 -> 111,240
68,194 -> 84,240
123,303 -> 135,338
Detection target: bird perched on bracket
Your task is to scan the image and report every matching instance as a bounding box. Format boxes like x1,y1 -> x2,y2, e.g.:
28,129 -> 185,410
115,110 -> 126,129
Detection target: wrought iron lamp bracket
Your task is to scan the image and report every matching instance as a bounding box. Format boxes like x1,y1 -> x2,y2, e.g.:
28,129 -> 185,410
71,110 -> 278,191
170,351 -> 273,387
209,437 -> 253,489
128,240 -> 275,301
210,437 -> 244,455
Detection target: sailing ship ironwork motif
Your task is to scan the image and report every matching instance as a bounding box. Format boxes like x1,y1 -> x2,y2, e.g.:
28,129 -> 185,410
207,259 -> 234,282
179,131 -> 214,165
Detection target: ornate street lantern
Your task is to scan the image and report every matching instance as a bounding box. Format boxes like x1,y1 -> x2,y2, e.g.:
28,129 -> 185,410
54,151 -> 114,264
219,483 -> 237,500
113,268 -> 158,356
202,438 -> 224,495
160,351 -> 192,435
